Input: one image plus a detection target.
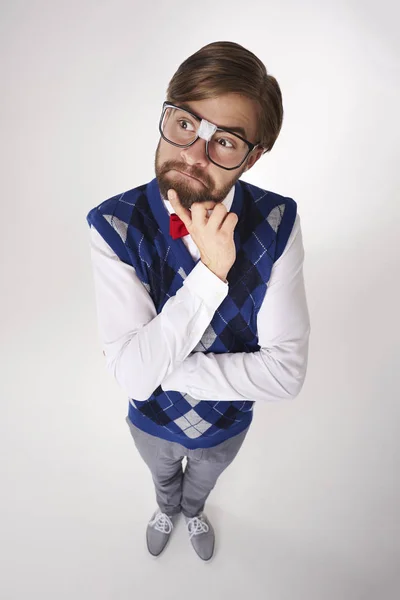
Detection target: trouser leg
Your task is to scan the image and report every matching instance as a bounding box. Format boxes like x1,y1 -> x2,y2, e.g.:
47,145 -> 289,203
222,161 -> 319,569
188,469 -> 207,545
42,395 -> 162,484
125,416 -> 184,517
181,427 -> 250,518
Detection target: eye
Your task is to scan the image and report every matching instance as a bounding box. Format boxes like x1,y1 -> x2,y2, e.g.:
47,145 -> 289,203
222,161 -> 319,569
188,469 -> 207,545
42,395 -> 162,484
217,137 -> 235,149
178,119 -> 195,132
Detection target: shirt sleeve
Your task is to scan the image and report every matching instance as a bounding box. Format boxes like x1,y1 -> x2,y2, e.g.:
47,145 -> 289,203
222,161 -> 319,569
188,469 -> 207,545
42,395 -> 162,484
161,213 -> 311,401
88,225 -> 229,401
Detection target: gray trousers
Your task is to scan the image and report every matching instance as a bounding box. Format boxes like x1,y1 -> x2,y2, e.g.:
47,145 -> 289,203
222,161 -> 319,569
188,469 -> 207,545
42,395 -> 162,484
125,416 -> 250,519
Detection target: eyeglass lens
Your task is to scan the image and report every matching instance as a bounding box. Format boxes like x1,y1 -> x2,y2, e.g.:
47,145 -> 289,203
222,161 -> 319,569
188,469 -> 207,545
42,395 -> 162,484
161,106 -> 249,169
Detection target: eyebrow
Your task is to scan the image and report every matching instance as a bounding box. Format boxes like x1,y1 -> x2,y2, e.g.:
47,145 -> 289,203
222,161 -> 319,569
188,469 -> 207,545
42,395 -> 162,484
176,102 -> 248,139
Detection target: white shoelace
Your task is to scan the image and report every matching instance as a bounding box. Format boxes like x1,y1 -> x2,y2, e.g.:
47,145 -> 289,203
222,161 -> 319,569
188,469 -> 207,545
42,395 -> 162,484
149,511 -> 174,534
186,515 -> 210,541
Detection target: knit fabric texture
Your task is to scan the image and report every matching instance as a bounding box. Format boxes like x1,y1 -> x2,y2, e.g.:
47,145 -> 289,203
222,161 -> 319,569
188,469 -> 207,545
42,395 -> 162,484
86,177 -> 297,449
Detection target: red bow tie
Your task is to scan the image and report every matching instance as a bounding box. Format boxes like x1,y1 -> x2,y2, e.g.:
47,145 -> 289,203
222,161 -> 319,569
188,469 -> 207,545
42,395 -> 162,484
170,213 -> 189,239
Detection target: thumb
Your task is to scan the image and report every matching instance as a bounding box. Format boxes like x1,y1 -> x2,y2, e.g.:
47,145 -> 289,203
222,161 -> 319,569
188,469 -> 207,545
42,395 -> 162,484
168,189 -> 191,225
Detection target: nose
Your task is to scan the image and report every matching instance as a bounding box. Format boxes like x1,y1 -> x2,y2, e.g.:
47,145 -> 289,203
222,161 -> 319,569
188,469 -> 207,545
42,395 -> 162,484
180,137 -> 209,168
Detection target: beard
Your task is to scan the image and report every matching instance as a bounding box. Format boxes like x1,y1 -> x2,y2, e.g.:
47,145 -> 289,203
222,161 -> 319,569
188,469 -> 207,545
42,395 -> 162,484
154,140 -> 247,210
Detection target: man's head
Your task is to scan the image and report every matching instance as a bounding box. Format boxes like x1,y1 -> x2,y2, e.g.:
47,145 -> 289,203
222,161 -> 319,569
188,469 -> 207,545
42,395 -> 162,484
154,41 -> 283,210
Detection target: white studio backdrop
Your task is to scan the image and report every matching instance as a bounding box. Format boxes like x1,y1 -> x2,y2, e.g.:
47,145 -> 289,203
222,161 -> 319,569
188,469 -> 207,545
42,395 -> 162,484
1,1 -> 399,599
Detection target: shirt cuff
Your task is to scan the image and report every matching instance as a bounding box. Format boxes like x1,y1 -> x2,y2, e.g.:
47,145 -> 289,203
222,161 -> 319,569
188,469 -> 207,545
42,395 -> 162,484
183,260 -> 229,310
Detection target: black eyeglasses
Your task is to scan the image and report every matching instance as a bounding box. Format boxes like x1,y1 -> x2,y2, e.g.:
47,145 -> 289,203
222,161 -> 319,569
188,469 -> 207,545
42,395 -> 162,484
158,101 -> 262,171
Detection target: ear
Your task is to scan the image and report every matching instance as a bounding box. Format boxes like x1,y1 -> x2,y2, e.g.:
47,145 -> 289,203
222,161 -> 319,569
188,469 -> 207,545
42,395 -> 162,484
244,146 -> 265,172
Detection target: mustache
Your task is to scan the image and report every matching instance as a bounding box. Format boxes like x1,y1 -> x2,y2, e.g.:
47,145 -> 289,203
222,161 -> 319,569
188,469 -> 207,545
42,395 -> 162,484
161,162 -> 208,185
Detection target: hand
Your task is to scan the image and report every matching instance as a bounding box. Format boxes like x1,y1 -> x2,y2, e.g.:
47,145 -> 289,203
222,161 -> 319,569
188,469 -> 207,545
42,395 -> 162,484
167,188 -> 238,282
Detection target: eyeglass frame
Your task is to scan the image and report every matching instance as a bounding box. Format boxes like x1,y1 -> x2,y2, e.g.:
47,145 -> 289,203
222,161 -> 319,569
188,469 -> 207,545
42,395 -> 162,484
158,101 -> 263,171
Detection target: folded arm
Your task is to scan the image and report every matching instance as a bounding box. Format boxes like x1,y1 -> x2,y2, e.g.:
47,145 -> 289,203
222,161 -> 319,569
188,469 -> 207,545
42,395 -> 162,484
161,214 -> 311,401
88,225 -> 229,401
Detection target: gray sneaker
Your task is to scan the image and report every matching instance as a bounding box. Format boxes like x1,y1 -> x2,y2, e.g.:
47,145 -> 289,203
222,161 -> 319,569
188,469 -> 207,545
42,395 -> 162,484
184,512 -> 215,561
146,509 -> 179,556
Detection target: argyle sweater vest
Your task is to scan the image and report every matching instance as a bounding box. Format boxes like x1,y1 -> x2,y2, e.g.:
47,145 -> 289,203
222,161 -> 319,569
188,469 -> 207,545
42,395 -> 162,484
86,177 -> 297,449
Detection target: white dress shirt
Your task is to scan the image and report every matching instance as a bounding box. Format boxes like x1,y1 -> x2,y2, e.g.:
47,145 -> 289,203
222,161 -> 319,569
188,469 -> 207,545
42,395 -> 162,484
88,184 -> 311,402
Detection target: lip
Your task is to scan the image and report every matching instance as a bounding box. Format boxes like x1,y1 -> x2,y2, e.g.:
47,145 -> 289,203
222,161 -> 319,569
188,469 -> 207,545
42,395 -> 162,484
174,169 -> 203,184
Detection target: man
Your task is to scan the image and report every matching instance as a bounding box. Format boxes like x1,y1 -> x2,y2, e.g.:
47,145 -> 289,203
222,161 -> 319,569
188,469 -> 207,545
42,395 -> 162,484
86,41 -> 311,562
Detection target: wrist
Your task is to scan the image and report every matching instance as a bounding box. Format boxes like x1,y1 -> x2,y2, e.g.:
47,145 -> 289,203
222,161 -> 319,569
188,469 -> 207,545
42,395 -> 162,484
200,258 -> 227,283
209,267 -> 228,283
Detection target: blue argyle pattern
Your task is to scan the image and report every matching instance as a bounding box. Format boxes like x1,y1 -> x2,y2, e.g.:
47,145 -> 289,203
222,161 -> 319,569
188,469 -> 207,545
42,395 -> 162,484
86,177 -> 296,449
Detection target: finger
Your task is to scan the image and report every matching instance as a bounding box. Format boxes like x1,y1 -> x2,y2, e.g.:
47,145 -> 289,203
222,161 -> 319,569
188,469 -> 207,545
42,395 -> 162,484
206,202 -> 229,230
190,201 -> 214,226
198,200 -> 217,210
220,211 -> 239,232
167,189 -> 192,227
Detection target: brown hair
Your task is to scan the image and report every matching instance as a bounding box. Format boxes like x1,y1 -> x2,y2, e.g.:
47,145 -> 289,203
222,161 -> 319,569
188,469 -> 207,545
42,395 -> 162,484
166,41 -> 284,154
